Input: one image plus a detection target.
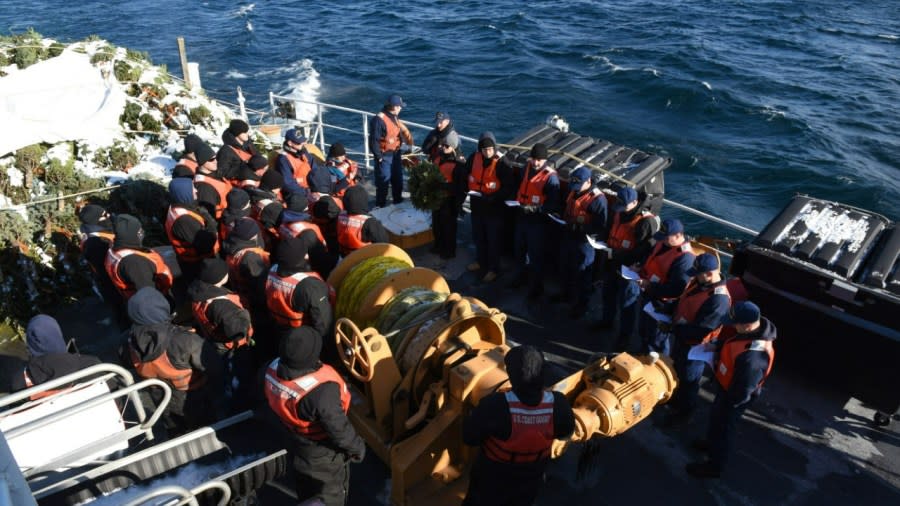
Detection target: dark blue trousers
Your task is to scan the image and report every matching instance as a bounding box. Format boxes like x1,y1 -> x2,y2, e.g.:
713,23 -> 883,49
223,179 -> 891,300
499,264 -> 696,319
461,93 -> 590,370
670,338 -> 707,415
514,215 -> 547,297
471,208 -> 503,273
707,384 -> 755,471
374,151 -> 403,207
559,234 -> 595,307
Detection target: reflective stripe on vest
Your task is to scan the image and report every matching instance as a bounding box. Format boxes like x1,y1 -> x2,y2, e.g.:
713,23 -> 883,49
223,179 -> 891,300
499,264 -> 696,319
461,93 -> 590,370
641,241 -> 694,285
265,268 -> 324,327
377,112 -> 402,153
336,213 -> 371,255
278,220 -> 325,245
193,174 -> 232,219
673,280 -> 731,344
608,210 -> 655,250
517,162 -> 556,206
130,345 -> 205,391
79,230 -> 114,253
264,359 -> 351,440
104,247 -> 174,299
177,157 -> 198,174
715,336 -> 775,391
482,391 -> 555,464
468,152 -> 501,195
165,206 -> 220,262
192,293 -> 252,349
564,188 -> 603,226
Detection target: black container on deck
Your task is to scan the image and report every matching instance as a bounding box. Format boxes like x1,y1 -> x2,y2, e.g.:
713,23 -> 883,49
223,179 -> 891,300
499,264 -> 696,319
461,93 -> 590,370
731,195 -> 900,414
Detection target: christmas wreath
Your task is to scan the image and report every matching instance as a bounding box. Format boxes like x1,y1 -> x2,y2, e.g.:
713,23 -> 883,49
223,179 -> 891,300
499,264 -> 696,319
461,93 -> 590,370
407,160 -> 447,212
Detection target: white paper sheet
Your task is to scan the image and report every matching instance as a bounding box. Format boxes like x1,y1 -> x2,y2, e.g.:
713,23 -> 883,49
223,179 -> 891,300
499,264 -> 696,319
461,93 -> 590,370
504,200 -> 520,207
620,265 -> 641,281
642,301 -> 672,323
587,235 -> 611,251
688,343 -> 716,369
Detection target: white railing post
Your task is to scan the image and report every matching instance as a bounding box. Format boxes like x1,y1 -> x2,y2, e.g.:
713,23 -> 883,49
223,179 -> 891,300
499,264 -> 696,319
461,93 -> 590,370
317,103 -> 325,154
363,112 -> 371,175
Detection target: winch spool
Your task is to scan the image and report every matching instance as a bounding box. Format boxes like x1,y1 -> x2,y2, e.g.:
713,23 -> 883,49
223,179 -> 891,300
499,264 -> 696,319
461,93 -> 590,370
335,256 -> 412,322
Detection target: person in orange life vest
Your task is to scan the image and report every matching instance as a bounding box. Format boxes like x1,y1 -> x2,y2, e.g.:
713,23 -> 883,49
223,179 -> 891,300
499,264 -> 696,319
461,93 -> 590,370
193,140 -> 233,220
465,132 -> 516,283
247,169 -> 286,250
219,188 -> 254,243
278,128 -> 317,199
336,185 -> 389,256
265,237 -> 334,338
310,196 -> 343,276
263,326 -> 365,505
686,301 -> 776,479
428,130 -> 468,259
509,142 -> 561,301
325,142 -> 358,192
173,133 -> 205,175
596,186 -> 659,348
630,218 -> 696,356
369,94 -> 413,207
277,194 -> 333,277
233,153 -> 268,189
8,315 -> 101,395
462,345 -> 575,506
77,204 -> 123,315
662,253 -> 731,427
105,214 -> 174,302
421,111 -> 456,159
223,219 -> 271,313
125,287 -> 225,434
308,145 -> 349,207
555,167 -> 608,318
166,177 -> 219,279
217,119 -> 258,181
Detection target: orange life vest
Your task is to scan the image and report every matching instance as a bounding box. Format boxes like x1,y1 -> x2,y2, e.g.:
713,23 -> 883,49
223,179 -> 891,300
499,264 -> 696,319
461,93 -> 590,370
608,210 -> 656,250
165,206 -> 220,262
265,268 -> 328,327
104,247 -> 174,299
226,247 -> 271,302
673,280 -> 731,344
336,213 -> 371,255
517,162 -> 556,206
483,391 -> 555,464
715,333 -> 775,391
79,230 -> 114,253
230,145 -> 254,162
129,345 -> 205,391
284,152 -> 312,189
641,241 -> 694,285
564,188 -> 604,226
278,219 -> 326,245
193,174 -> 232,219
468,152 -> 501,195
433,156 -> 457,184
22,368 -> 68,400
264,359 -> 351,440
377,112 -> 402,153
191,293 -> 252,349
177,157 -> 198,174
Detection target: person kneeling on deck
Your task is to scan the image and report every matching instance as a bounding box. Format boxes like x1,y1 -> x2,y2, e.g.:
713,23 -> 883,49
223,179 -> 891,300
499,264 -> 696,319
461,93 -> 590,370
9,315 -> 101,396
336,185 -> 389,256
662,253 -> 731,427
264,326 -> 365,505
686,301 -> 776,479
265,237 -> 334,340
462,345 -> 575,506
555,167 -> 607,318
429,130 -> 467,259
125,287 -> 225,435
105,214 -> 174,303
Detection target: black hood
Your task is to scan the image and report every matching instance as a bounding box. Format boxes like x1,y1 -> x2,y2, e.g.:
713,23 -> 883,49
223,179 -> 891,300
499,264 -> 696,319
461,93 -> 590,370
221,129 -> 246,150
187,279 -> 230,303
342,185 -> 369,215
129,322 -> 172,362
278,326 -> 323,377
128,287 -> 171,326
220,205 -> 250,227
26,315 -> 66,357
112,214 -> 145,250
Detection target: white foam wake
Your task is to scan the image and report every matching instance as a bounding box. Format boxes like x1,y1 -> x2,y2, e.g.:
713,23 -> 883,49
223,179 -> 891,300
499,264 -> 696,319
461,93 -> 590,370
282,58 -> 321,121
234,3 -> 255,17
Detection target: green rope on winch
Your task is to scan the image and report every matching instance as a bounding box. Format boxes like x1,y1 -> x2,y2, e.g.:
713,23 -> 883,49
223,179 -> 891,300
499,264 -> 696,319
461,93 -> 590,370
335,256 -> 412,323
374,287 -> 449,351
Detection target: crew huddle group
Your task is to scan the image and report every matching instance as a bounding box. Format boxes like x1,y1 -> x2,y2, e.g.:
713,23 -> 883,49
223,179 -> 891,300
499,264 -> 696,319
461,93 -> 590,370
12,95 -> 777,505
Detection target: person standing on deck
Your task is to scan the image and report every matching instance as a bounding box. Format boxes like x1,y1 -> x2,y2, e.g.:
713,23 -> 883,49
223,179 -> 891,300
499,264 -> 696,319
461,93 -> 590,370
421,111 -> 456,159
428,130 -> 467,259
336,186 -> 390,256
194,140 -> 233,220
105,214 -> 174,302
9,315 -> 101,395
166,178 -> 220,287
369,94 -> 413,207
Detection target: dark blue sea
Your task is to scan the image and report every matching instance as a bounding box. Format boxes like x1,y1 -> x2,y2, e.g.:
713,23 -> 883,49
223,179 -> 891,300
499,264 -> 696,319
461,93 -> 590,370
4,0 -> 898,233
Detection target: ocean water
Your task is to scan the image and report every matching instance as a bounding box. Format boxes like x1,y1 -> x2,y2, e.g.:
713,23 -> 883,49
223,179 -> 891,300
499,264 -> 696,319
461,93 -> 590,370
3,0 -> 898,233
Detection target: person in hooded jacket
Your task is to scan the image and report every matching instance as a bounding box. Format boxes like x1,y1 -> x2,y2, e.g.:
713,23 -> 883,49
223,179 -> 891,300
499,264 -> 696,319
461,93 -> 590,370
219,188 -> 255,243
265,238 -> 334,337
421,111 -> 456,159
165,177 -> 219,281
247,169 -> 286,250
173,133 -> 205,175
686,301 -> 776,479
263,326 -> 365,505
223,219 -> 271,310
465,132 -> 516,283
194,140 -> 233,220
555,167 -> 608,318
311,196 -> 343,273
277,193 -> 326,245
9,315 -> 101,395
217,119 -> 258,181
104,214 -> 174,302
428,130 -> 467,259
336,185 -> 389,256
277,128 -> 317,199
462,345 -> 575,506
125,287 -> 225,434
234,153 -> 268,189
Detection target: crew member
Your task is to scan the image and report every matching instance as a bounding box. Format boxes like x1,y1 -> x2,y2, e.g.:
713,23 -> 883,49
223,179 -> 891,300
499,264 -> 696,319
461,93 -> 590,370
194,140 -> 233,219
105,214 -> 174,301
462,345 -> 575,505
264,326 -> 365,504
595,187 -> 658,351
173,133 -> 205,175
336,185 -> 389,256
324,142 -> 358,197
77,204 -> 122,320
686,301 -> 776,478
265,237 -> 334,339
465,132 -> 515,283
277,193 -> 326,246
9,315 -> 101,396
223,219 -> 271,312
556,167 -> 607,318
217,119 -> 257,181
219,188 -> 255,243
510,143 -> 561,301
233,153 -> 268,189
664,253 -> 731,426
421,111 -> 456,159
126,287 -> 224,434
277,128 -> 317,199
428,130 -> 467,259
165,177 -> 219,281
369,94 -> 413,207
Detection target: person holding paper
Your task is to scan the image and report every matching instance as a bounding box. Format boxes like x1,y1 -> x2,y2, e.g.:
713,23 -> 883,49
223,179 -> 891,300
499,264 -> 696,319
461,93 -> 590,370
662,253 -> 731,427
465,132 -> 515,283
508,143 -> 561,301
686,301 -> 776,479
555,167 -> 607,318
429,131 -> 467,259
